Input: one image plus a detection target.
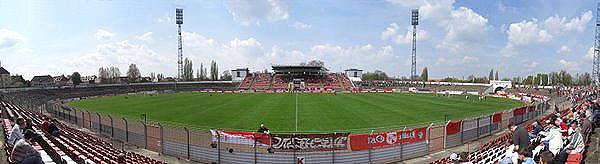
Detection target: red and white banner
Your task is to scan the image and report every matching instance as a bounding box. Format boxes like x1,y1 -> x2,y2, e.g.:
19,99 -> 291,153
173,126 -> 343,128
349,128 -> 427,151
210,130 -> 270,146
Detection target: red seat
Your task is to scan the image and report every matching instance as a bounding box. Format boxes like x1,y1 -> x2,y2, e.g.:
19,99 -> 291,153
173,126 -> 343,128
566,153 -> 583,164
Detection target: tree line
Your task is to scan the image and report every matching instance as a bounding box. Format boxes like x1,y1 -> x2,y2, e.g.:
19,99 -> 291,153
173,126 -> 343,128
95,59 -> 232,84
361,68 -> 594,86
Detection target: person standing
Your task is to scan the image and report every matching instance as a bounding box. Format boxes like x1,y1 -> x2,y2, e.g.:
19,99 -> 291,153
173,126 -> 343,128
509,123 -> 530,152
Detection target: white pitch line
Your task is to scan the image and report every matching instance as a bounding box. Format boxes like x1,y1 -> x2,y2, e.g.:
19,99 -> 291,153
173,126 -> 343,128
295,93 -> 298,132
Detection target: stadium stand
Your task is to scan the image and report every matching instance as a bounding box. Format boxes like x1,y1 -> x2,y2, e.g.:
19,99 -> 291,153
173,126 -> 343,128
251,73 -> 272,90
430,87 -> 595,164
1,99 -> 165,163
239,72 -> 355,91
270,74 -> 288,90
2,81 -> 583,163
238,74 -> 254,89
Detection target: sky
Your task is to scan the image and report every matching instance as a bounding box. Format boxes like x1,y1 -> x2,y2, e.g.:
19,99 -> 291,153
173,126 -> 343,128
0,0 -> 597,80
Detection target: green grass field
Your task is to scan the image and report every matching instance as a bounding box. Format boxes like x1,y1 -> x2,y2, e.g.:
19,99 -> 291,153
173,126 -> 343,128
68,92 -> 522,133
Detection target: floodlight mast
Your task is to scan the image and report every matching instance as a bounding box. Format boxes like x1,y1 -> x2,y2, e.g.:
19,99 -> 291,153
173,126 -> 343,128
176,8 -> 184,81
411,9 -> 419,81
594,3 -> 600,85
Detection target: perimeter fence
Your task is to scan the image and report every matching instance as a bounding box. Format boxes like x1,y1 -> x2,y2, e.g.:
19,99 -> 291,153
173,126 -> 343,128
4,94 -> 566,164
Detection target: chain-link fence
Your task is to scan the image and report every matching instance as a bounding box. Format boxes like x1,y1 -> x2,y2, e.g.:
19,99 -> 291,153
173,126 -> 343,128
2,94 -> 561,163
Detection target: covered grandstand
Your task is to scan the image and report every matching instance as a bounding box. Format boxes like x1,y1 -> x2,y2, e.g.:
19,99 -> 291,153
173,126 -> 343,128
239,65 -> 354,91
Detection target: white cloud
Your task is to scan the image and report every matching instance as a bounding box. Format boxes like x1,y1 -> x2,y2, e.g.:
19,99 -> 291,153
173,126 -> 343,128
136,32 -> 153,42
497,1 -> 516,13
501,19 -> 552,57
381,23 -> 399,40
156,12 -> 173,23
385,0 -> 429,8
556,45 -> 571,55
414,0 -> 455,22
381,23 -> 429,44
559,59 -> 580,71
436,7 -> 488,53
292,21 -> 311,29
182,31 -> 401,75
461,56 -> 478,64
386,1 -> 488,53
94,29 -> 116,41
434,55 -> 477,65
0,29 -> 25,51
63,40 -> 171,76
502,11 -> 592,57
524,61 -> 539,69
584,46 -> 594,61
182,31 -> 267,70
224,0 -> 289,26
543,11 -> 593,34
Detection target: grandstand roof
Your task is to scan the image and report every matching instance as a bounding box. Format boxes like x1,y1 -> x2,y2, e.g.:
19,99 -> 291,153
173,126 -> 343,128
231,68 -> 249,71
0,67 -> 9,75
344,68 -> 362,71
271,65 -> 328,74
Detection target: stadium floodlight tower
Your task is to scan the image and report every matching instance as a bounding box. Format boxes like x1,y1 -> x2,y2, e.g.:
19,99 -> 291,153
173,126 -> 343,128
594,2 -> 600,85
410,9 -> 419,81
176,8 -> 184,81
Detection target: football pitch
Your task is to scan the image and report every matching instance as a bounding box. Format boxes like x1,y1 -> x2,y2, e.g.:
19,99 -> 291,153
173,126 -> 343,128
68,92 -> 523,133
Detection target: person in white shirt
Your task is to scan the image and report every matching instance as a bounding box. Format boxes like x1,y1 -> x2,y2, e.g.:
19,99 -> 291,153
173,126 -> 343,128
541,120 -> 563,155
8,117 -> 26,146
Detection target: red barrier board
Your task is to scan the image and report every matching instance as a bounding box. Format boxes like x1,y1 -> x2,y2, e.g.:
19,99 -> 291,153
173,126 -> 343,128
446,120 -> 462,135
492,113 -> 502,123
513,107 -> 526,116
349,128 -> 427,151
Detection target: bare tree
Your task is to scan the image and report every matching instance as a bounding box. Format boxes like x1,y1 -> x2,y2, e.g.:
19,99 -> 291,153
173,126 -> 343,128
183,58 -> 194,81
210,60 -> 218,80
127,64 -> 141,82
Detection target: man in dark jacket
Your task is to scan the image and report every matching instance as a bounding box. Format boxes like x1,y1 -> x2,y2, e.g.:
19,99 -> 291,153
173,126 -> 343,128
510,123 -> 530,152
580,113 -> 593,137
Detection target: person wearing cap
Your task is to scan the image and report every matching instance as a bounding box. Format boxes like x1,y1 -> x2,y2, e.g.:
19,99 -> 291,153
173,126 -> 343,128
8,117 -> 26,146
11,129 -> 42,164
